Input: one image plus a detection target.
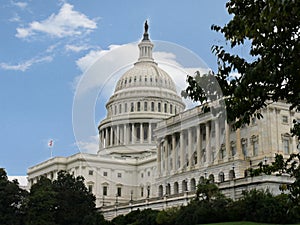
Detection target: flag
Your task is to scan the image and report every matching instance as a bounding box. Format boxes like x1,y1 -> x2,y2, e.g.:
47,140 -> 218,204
48,139 -> 54,148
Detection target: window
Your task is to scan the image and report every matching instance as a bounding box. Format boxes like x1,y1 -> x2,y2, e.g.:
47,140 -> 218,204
141,187 -> 144,197
251,135 -> 259,156
88,170 -> 93,175
117,173 -> 122,178
170,104 -> 173,114
242,139 -> 248,157
144,102 -> 147,111
137,102 -> 141,111
147,171 -> 150,176
103,171 -> 108,176
88,185 -> 93,193
114,105 -> 117,115
124,103 -> 127,112
231,142 -> 236,156
117,187 -> 122,197
158,103 -> 161,112
220,145 -> 226,159
164,103 -> 167,113
251,117 -> 256,125
283,139 -> 290,154
141,173 -> 144,178
103,186 -> 107,196
119,104 -> 122,114
151,102 -> 154,111
131,102 -> 134,112
282,115 -> 288,123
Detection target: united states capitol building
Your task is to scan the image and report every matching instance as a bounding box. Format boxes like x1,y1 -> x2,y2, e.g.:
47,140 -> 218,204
27,23 -> 299,219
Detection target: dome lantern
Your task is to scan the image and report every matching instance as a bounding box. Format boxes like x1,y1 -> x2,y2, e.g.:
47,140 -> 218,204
137,20 -> 154,63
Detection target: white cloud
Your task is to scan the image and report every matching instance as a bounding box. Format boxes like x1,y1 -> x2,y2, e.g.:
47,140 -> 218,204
12,1 -> 28,9
0,56 -> 53,71
16,3 -> 97,39
65,44 -> 90,53
76,135 -> 98,154
8,176 -> 28,187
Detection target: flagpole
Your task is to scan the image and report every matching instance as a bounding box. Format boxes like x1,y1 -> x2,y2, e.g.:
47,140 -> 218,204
48,139 -> 54,158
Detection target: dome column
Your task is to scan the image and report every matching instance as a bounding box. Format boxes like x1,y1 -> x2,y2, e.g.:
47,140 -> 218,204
148,123 -> 152,143
140,123 -> 143,144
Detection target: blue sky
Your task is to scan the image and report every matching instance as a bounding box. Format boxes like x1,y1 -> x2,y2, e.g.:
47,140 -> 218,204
0,0 -> 231,175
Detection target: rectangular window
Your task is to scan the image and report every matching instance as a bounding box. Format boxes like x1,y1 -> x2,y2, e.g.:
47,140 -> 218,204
117,172 -> 122,178
283,139 -> 290,154
231,145 -> 236,156
144,102 -> 147,111
131,102 -> 134,112
119,104 -> 122,114
103,171 -> 108,176
282,115 -> 288,123
117,187 -> 122,197
137,102 -> 141,111
88,185 -> 93,193
103,186 -> 107,196
158,103 -> 161,112
170,104 -> 173,114
151,102 -> 154,111
253,140 -> 258,156
164,103 -> 167,113
88,170 -> 93,175
141,187 -> 144,197
125,103 -> 127,112
242,142 -> 248,157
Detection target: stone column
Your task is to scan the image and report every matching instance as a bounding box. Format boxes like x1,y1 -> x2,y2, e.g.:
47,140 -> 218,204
140,123 -> 143,144
105,128 -> 109,147
116,125 -> 120,145
197,125 -> 201,167
215,119 -> 220,162
165,139 -> 168,174
225,120 -> 231,160
205,122 -> 211,164
124,124 -> 128,145
236,128 -> 242,159
172,134 -> 176,172
180,131 -> 184,169
131,124 -> 135,144
110,127 -> 113,146
148,123 -> 152,143
188,128 -> 193,169
157,142 -> 161,176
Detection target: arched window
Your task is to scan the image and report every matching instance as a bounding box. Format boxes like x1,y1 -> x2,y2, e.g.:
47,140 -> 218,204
174,182 -> 179,194
208,174 -> 215,183
158,185 -> 163,197
158,102 -> 161,112
182,180 -> 188,192
219,172 -> 225,182
137,102 -> 141,111
190,178 -> 196,191
130,102 -> 134,112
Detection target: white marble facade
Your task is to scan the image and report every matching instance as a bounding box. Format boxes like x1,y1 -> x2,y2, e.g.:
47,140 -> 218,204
27,25 -> 300,209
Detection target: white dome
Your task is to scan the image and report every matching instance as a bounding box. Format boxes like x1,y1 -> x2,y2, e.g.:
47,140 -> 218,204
98,22 -> 185,156
115,62 -> 177,93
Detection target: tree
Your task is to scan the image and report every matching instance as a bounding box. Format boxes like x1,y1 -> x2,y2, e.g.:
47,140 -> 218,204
184,0 -> 300,139
0,168 -> 28,225
52,171 -> 96,225
25,176 -> 57,225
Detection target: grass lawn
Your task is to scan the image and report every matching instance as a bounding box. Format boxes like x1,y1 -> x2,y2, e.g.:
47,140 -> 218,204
203,222 -> 300,225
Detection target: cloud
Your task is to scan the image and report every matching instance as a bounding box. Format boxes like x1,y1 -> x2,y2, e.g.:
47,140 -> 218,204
16,3 -> 97,39
76,135 -> 98,154
65,44 -> 90,53
0,56 -> 53,72
12,1 -> 28,9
